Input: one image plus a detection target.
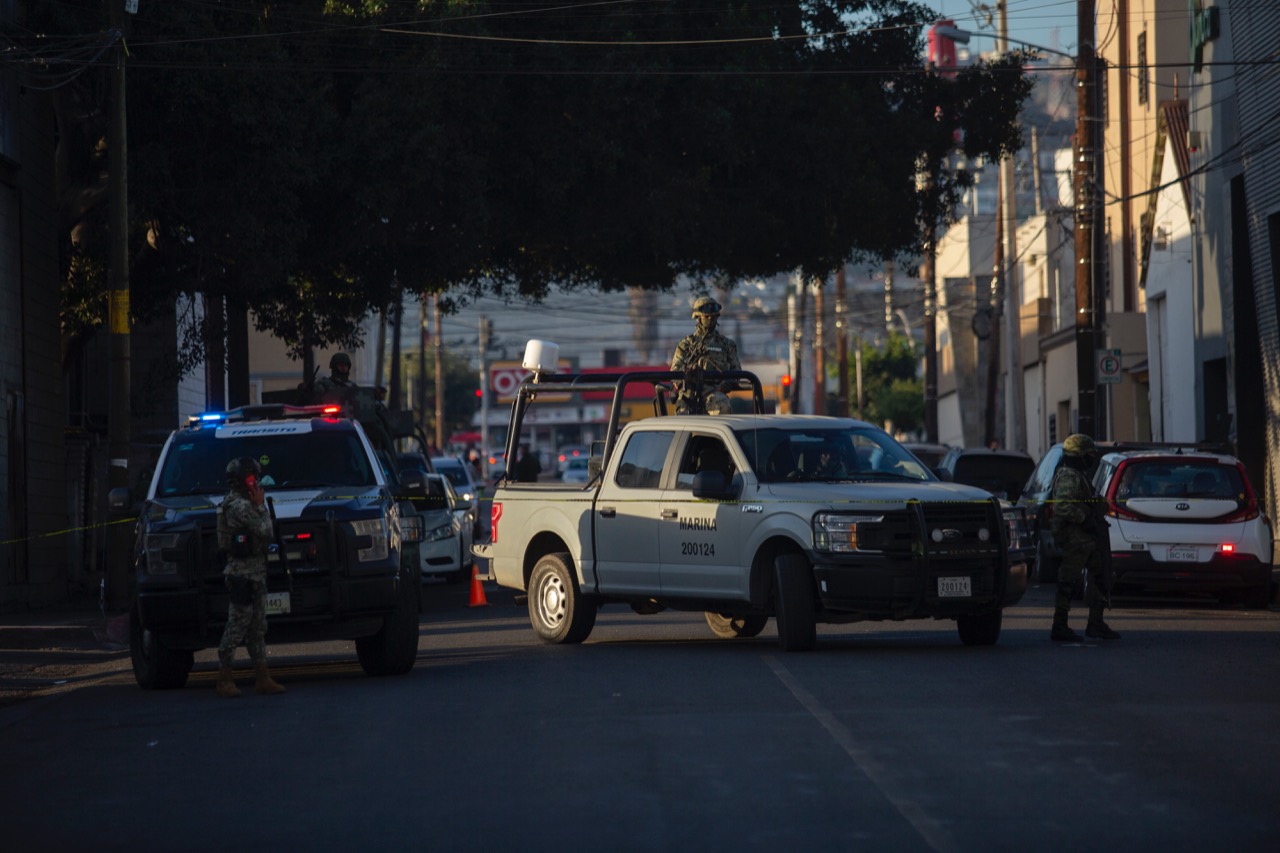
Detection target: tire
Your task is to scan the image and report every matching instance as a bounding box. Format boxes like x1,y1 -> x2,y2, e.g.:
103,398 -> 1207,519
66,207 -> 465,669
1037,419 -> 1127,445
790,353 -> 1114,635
528,552 -> 596,644
129,608 -> 193,690
1034,537 -> 1060,584
773,553 -> 817,652
957,610 -> 1003,646
356,569 -> 421,676
704,611 -> 768,639
1240,582 -> 1272,610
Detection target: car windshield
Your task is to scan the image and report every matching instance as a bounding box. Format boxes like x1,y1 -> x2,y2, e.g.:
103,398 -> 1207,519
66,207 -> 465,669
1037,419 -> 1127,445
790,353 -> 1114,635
734,426 -> 932,484
1115,459 -> 1244,500
434,462 -> 470,489
156,428 -> 376,496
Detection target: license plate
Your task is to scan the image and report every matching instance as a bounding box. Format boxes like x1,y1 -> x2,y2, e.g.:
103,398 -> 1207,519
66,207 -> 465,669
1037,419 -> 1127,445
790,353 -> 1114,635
265,591 -> 291,615
938,576 -> 972,597
1167,545 -> 1198,562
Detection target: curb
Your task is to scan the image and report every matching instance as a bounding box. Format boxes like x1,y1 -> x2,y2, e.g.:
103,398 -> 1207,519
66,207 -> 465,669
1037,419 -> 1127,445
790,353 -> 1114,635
0,613 -> 130,651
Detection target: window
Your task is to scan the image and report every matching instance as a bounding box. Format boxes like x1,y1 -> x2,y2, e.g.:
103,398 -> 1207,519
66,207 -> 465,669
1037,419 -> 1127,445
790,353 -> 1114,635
612,431 -> 673,489
675,436 -> 735,488
1137,32 -> 1149,106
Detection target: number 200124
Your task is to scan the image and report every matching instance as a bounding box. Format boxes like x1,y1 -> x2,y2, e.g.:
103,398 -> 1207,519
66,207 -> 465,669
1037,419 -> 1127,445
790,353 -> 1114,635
681,541 -> 716,557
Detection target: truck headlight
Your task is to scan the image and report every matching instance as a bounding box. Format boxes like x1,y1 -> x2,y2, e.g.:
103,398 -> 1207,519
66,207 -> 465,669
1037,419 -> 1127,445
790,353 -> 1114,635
1002,505 -> 1030,551
812,513 -> 885,553
143,533 -> 183,574
399,515 -> 424,544
350,518 -> 390,562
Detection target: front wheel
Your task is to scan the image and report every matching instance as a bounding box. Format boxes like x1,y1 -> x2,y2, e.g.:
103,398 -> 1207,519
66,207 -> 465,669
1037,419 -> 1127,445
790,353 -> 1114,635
705,611 -> 768,639
528,552 -> 596,644
129,608 -> 193,690
957,610 -> 1003,646
773,554 -> 817,652
356,569 -> 421,676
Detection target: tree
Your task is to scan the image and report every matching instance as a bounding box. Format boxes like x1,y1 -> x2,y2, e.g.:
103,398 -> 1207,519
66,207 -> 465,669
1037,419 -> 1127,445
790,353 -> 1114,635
18,0 -> 1033,372
857,332 -> 923,435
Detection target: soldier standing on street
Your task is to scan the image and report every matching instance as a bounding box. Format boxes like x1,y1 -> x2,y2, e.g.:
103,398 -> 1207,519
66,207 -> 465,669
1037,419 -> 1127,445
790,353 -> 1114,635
670,296 -> 741,414
312,352 -> 359,407
1049,434 -> 1121,642
215,457 -> 287,697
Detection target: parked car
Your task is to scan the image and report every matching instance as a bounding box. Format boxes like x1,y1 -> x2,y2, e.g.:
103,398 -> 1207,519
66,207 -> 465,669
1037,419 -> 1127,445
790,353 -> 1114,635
901,442 -> 951,471
936,447 -> 1036,502
555,444 -> 588,475
431,455 -> 484,537
561,456 -> 592,484
396,451 -> 435,476
417,473 -> 476,584
1094,448 -> 1273,607
1018,443 -> 1068,583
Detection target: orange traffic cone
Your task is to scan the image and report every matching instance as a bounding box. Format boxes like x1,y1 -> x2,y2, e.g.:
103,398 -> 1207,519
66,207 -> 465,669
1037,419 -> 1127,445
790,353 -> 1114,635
468,563 -> 489,608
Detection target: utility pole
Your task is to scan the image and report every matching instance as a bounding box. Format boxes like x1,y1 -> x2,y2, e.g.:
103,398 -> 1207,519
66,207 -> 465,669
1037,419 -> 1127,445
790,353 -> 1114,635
923,225 -> 939,443
999,0 -> 1026,451
389,285 -> 403,411
479,316 -> 491,478
812,277 -> 825,415
417,300 -> 428,431
835,268 -> 849,417
433,293 -> 444,451
1074,0 -> 1101,437
106,4 -> 131,608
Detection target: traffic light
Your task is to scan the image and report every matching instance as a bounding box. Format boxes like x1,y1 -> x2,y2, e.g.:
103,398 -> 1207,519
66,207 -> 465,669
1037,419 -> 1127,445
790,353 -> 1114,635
474,388 -> 483,399
780,374 -> 791,388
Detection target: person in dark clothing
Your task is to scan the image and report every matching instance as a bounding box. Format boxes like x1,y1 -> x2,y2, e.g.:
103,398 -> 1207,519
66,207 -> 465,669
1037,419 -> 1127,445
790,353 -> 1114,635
513,443 -> 542,483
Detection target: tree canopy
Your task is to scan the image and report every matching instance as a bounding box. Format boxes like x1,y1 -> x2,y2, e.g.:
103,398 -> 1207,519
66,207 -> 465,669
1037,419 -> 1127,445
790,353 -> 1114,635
15,0 -> 1032,362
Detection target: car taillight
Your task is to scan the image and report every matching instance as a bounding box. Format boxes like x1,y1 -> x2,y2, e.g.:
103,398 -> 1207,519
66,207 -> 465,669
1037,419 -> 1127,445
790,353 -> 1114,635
1220,543 -> 1235,553
1104,464 -> 1141,520
1219,462 -> 1261,522
490,502 -> 503,543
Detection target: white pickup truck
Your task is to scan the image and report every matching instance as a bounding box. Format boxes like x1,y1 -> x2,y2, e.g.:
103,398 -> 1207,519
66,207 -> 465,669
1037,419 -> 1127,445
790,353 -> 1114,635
474,361 -> 1027,651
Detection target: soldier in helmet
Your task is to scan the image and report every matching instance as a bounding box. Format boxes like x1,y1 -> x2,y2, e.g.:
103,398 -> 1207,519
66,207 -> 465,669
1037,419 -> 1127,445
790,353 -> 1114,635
671,295 -> 741,414
1049,433 -> 1120,642
312,352 -> 358,406
214,457 -> 287,697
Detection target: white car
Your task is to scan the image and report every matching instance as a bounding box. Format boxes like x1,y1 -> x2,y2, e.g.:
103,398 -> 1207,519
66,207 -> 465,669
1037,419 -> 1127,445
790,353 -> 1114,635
417,473 -> 476,584
1095,449 -> 1273,607
560,456 -> 592,484
431,455 -> 484,536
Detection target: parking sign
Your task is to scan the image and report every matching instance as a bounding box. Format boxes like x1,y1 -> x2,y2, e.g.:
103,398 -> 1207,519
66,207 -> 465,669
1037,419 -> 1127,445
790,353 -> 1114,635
1097,348 -> 1122,385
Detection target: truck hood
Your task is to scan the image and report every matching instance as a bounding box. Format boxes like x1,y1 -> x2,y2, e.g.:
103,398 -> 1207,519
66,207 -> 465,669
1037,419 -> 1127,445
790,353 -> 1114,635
757,479 -> 996,507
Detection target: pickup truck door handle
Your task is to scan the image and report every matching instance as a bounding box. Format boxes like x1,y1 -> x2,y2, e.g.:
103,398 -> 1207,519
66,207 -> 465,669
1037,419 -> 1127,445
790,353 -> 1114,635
661,509 -> 678,519
599,507 -> 616,518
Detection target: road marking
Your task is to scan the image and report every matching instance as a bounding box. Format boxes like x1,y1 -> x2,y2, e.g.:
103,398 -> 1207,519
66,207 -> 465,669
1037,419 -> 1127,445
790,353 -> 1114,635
766,656 -> 959,853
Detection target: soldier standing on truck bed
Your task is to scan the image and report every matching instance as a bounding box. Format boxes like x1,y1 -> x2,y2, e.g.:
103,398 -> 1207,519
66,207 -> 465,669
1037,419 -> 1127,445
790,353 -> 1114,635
670,296 -> 741,414
215,457 -> 288,697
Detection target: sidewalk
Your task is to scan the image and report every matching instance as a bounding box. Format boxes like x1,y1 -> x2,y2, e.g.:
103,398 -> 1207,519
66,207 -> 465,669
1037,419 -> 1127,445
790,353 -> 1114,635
0,599 -> 130,651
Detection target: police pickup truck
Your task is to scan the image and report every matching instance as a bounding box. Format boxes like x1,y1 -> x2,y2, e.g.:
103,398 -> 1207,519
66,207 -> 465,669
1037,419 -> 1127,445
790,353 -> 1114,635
110,403 -> 425,688
473,343 -> 1027,650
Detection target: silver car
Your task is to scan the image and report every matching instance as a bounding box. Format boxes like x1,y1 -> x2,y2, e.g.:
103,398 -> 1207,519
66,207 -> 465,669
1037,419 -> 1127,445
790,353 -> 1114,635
417,474 -> 476,584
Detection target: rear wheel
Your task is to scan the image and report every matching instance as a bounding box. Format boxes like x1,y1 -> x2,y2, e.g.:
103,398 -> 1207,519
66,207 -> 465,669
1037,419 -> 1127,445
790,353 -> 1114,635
773,554 -> 817,652
528,552 -> 596,644
356,568 -> 421,676
705,612 -> 768,639
957,610 -> 1003,646
129,608 -> 193,690
1034,537 -> 1060,584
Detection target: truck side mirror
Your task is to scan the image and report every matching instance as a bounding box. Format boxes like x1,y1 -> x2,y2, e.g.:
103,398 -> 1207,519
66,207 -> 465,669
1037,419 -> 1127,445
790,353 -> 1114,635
107,486 -> 133,517
692,471 -> 740,500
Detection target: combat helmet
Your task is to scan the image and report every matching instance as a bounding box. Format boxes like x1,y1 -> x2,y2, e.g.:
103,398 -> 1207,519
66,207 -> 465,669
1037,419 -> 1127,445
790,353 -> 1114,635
330,352 -> 352,369
1062,433 -> 1098,458
691,296 -> 722,318
226,456 -> 263,488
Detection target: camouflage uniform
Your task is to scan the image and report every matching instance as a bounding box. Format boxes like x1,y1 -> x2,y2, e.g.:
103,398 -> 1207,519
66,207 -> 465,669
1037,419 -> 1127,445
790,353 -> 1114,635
671,296 -> 741,414
1049,434 -> 1120,642
312,352 -> 359,408
216,488 -> 275,667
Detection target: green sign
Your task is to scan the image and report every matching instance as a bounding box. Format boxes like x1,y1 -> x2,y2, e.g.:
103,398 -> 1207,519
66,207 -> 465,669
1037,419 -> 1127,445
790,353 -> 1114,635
1190,1 -> 1220,73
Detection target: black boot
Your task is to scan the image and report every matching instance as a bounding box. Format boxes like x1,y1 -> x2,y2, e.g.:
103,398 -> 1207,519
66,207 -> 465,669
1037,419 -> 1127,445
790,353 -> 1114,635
1086,602 -> 1120,640
1050,608 -> 1080,642
1085,621 -> 1121,640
